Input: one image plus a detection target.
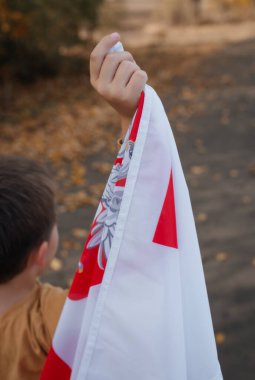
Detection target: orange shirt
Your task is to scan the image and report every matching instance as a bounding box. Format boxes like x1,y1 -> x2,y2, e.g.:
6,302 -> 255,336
0,281 -> 68,380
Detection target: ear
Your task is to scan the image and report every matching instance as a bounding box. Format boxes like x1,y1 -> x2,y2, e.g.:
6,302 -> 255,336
33,241 -> 49,272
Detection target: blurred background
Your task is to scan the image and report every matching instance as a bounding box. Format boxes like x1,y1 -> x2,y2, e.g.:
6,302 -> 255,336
0,1 -> 255,378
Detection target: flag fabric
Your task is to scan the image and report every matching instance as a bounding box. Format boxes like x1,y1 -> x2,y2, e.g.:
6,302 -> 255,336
41,84 -> 223,380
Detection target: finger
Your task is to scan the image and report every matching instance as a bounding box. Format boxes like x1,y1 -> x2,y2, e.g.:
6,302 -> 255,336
112,61 -> 140,88
126,70 -> 148,97
90,32 -> 120,83
98,51 -> 135,85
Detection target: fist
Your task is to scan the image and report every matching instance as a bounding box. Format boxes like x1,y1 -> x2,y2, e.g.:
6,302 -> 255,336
89,33 -> 148,120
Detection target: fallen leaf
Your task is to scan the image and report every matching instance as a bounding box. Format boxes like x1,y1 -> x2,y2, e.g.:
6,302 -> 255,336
221,75 -> 233,85
63,190 -> 98,211
181,87 -> 194,100
74,242 -> 83,251
175,123 -> 190,133
215,332 -> 226,344
241,195 -> 252,205
50,258 -> 63,271
229,169 -> 239,178
62,239 -> 83,251
57,205 -> 67,214
220,115 -> 230,125
215,252 -> 228,262
196,212 -> 208,223
70,162 -> 87,186
72,228 -> 88,239
191,165 -> 208,175
60,250 -> 69,258
62,239 -> 74,250
89,183 -> 105,197
212,173 -> 222,182
248,164 -> 255,177
92,161 -> 112,174
194,139 -> 206,154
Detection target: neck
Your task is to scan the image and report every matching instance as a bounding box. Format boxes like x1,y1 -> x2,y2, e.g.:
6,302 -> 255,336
0,268 -> 38,315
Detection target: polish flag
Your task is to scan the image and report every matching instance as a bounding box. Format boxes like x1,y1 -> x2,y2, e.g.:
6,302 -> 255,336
41,84 -> 223,380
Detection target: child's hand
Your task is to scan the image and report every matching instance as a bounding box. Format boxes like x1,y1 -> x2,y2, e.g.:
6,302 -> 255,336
90,32 -> 148,122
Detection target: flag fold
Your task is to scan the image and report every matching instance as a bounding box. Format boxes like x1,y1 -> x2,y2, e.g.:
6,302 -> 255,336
41,84 -> 223,380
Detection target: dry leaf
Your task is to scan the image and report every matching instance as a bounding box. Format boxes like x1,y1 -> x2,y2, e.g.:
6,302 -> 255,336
62,239 -> 74,250
62,239 -> 82,251
229,169 -> 239,178
50,258 -> 63,271
92,161 -> 112,174
175,123 -> 190,133
248,164 -> 255,177
72,228 -> 88,239
194,139 -> 206,154
60,250 -> 69,258
74,242 -> 83,251
241,195 -> 252,205
221,75 -> 233,85
181,87 -> 194,100
220,115 -> 230,125
191,165 -> 208,175
215,252 -> 228,262
70,162 -> 87,186
57,205 -> 67,214
212,173 -> 222,182
215,332 -> 226,344
89,183 -> 105,197
63,190 -> 98,211
196,212 -> 208,223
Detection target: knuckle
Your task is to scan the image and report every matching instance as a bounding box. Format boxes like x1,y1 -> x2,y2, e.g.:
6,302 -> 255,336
120,60 -> 133,69
135,69 -> 148,80
104,51 -> 135,68
135,69 -> 145,76
90,51 -> 97,61
123,51 -> 133,61
134,64 -> 141,71
105,52 -> 115,62
123,61 -> 140,72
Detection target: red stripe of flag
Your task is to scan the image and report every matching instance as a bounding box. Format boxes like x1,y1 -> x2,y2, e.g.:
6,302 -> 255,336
40,347 -> 71,380
129,91 -> 145,142
115,178 -> 126,187
153,170 -> 178,249
114,157 -> 123,165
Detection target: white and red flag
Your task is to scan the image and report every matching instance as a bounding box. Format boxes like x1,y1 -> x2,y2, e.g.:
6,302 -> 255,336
41,84 -> 223,380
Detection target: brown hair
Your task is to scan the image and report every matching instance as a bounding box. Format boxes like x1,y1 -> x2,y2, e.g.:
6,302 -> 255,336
0,156 -> 56,283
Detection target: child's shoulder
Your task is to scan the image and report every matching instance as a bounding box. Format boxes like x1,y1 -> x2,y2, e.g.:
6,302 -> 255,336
39,281 -> 68,309
37,281 -> 68,336
0,281 -> 68,337
0,282 -> 68,379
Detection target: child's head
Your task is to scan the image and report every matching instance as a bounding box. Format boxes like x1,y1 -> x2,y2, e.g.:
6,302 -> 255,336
0,156 -> 58,284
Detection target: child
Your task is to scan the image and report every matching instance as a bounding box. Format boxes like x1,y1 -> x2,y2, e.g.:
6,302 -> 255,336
0,32 -> 148,379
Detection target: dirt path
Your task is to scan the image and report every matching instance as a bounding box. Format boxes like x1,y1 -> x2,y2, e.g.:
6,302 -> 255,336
159,38 -> 255,380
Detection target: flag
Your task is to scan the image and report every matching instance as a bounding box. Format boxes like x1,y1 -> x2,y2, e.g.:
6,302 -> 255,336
41,84 -> 223,380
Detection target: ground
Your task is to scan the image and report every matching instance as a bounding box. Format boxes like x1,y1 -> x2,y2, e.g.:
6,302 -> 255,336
0,20 -> 255,380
